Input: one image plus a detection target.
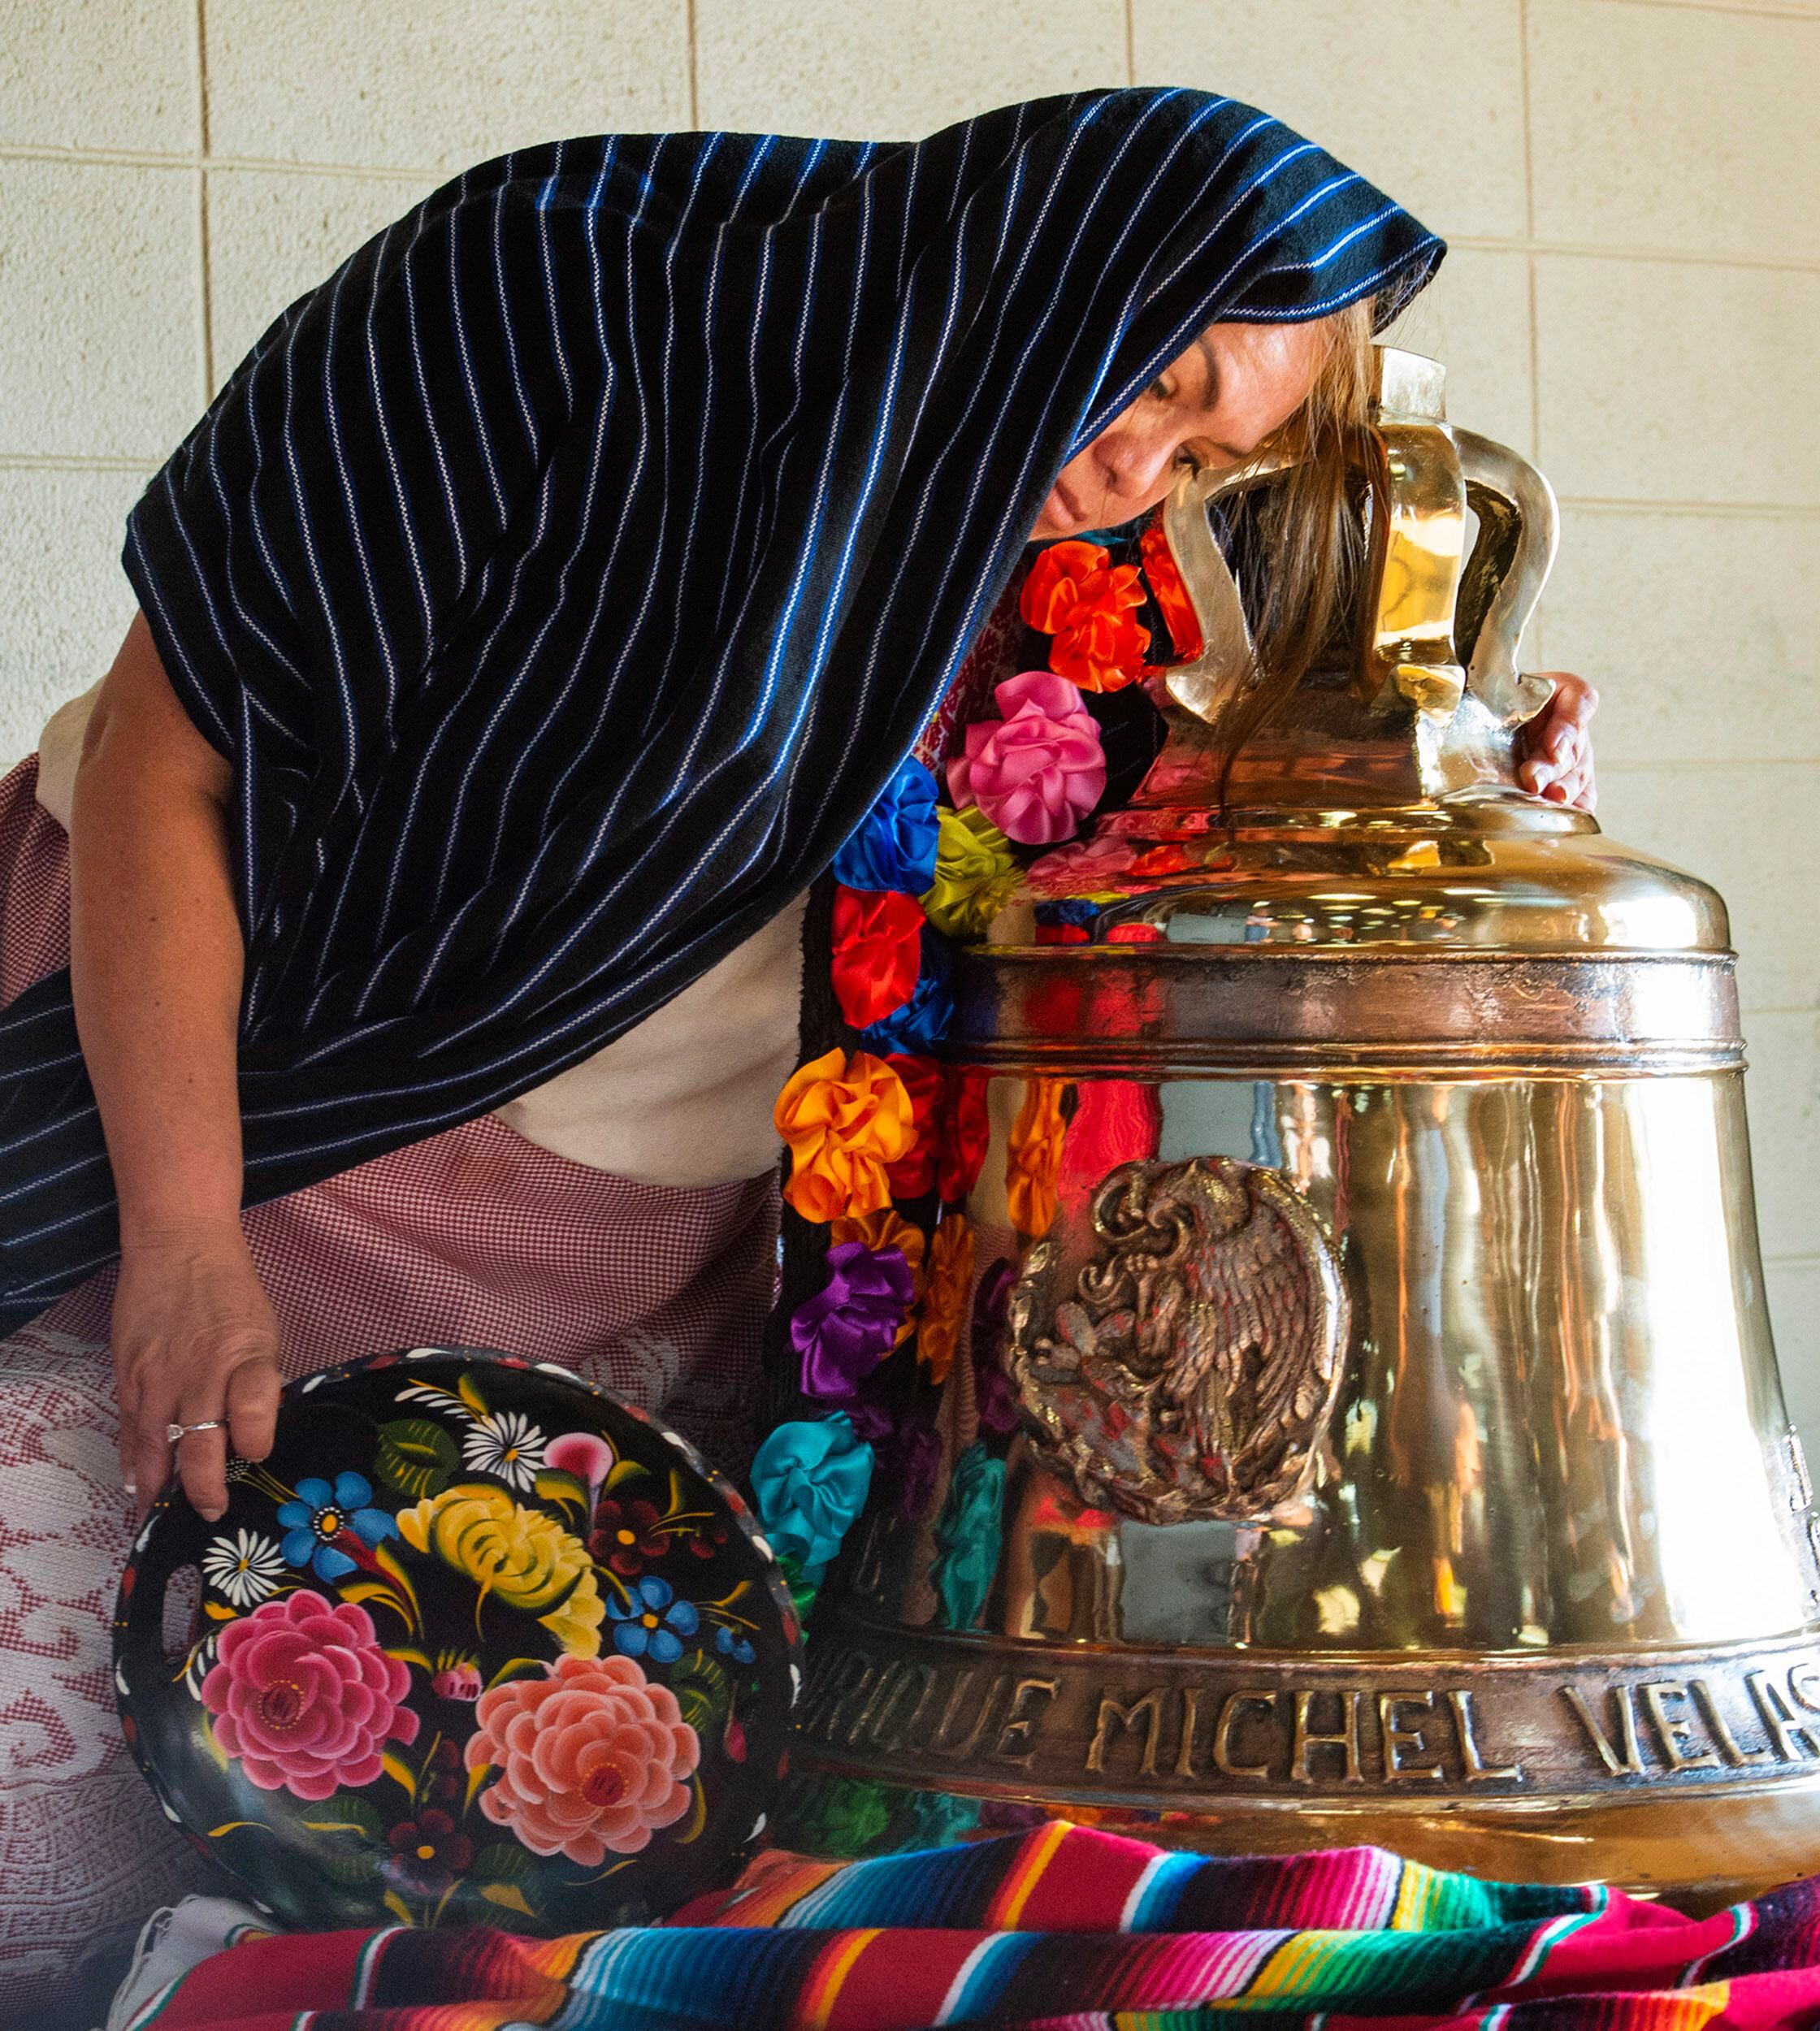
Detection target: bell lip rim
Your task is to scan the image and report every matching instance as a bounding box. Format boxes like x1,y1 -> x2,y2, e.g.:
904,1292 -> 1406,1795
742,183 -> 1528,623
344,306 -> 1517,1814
808,1611 -> 1820,1672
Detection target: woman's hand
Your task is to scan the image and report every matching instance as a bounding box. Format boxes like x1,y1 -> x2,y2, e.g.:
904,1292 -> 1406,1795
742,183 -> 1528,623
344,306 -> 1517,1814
1519,671 -> 1599,811
112,1223 -> 281,1523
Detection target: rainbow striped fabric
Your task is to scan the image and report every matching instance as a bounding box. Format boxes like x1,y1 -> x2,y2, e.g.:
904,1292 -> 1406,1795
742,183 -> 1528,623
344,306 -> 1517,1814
136,1822 -> 1820,2029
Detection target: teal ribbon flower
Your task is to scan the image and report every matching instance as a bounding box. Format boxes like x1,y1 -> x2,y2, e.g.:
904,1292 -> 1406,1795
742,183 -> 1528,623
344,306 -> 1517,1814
752,1413 -> 874,1575
932,1441 -> 1004,1631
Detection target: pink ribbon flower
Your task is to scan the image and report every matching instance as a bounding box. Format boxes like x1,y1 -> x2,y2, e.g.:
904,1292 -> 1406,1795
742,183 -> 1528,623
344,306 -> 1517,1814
946,671 -> 1106,846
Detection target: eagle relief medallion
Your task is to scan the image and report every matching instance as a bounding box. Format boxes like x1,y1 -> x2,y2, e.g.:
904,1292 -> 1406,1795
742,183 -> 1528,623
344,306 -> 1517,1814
1006,1157 -> 1350,1526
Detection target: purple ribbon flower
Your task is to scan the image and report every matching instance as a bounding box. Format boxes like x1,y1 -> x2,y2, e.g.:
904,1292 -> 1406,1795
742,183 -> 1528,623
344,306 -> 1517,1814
791,1241 -> 916,1402
971,1257 -> 1020,1438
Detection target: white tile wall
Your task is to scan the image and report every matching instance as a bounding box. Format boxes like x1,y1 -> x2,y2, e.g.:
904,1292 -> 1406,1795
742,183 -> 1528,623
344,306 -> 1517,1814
0,0 -> 1814,1424
696,0 -> 1126,136
1131,0 -> 1529,240
1528,0 -> 1820,262
0,0 -> 199,155
204,0 -> 690,174
0,158 -> 202,459
1534,255 -> 1820,508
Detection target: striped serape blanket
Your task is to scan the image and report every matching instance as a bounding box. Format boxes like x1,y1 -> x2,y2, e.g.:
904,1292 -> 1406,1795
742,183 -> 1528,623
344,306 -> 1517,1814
132,1821 -> 1820,2029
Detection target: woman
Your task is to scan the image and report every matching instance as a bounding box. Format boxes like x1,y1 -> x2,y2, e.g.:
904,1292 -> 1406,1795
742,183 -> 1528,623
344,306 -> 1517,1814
0,89 -> 1596,2001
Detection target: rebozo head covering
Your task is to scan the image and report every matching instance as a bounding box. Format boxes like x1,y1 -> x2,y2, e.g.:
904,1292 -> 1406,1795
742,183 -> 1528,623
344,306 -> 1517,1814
0,88 -> 1441,1323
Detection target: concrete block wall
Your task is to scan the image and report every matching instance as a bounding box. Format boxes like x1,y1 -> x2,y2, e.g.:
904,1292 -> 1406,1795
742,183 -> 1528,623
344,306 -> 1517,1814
2,1 -> 1815,1418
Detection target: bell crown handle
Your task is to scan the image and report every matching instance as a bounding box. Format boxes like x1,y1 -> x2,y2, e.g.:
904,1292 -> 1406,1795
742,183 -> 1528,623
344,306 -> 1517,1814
1452,426 -> 1558,728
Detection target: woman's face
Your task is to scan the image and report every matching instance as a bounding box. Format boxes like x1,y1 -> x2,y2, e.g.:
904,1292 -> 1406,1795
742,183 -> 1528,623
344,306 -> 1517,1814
1029,317 -> 1329,542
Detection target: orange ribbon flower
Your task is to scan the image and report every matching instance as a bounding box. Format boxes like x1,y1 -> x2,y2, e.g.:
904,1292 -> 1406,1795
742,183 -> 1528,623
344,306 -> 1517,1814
775,1049 -> 915,1223
1006,1078 -> 1070,1238
916,1214 -> 975,1386
1020,539 -> 1151,693
831,1207 -> 927,1344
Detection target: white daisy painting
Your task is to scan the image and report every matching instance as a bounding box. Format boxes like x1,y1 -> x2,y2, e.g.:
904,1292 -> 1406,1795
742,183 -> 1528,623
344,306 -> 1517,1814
201,1528 -> 287,1610
461,1411 -> 548,1492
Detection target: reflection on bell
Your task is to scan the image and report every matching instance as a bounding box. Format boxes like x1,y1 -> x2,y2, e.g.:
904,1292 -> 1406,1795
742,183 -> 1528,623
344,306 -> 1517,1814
780,349 -> 1820,1908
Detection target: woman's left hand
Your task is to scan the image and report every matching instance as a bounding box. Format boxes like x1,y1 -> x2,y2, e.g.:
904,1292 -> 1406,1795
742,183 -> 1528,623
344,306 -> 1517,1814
1518,671 -> 1599,811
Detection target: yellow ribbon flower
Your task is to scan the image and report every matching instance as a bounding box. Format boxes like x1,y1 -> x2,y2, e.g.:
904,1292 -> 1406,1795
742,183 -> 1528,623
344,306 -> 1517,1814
775,1049 -> 914,1223
920,804 -> 1021,941
917,1214 -> 975,1385
397,1483 -> 604,1656
831,1207 -> 927,1344
1007,1080 -> 1069,1238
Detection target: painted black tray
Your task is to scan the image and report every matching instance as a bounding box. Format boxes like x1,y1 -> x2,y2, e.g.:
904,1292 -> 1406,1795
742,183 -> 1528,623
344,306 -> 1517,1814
115,1347 -> 800,1931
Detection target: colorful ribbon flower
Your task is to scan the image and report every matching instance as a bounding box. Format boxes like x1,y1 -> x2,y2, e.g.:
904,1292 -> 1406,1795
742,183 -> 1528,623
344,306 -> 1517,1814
921,803 -> 1021,941
791,1240 -> 917,1401
775,1049 -> 914,1223
916,1213 -> 974,1386
752,1413 -> 875,1575
933,1441 -> 1005,1630
1140,513 -> 1203,661
947,671 -> 1106,847
1007,1078 -> 1069,1237
859,929 -> 954,1054
889,1416 -> 942,1523
1020,539 -> 1151,692
830,1207 -> 926,1340
830,885 -> 926,1028
878,1053 -> 944,1199
971,1257 -> 1020,1439
936,1065 -> 991,1204
831,757 -> 941,894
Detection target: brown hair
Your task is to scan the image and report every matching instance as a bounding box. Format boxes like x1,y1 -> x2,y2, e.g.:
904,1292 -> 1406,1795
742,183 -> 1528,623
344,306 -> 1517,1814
1226,296 -> 1376,687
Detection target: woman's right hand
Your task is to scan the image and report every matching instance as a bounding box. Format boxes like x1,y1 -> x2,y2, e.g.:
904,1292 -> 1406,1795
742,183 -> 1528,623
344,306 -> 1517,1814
114,1223 -> 282,1522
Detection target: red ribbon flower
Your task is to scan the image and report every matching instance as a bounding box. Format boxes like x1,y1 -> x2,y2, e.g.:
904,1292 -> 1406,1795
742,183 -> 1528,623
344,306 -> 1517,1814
1020,539 -> 1151,693
830,885 -> 926,1028
937,1066 -> 991,1204
882,1052 -> 947,1199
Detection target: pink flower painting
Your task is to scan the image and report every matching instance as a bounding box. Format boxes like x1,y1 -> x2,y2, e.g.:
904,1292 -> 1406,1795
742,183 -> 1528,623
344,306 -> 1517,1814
463,1652 -> 700,1864
201,1590 -> 418,1801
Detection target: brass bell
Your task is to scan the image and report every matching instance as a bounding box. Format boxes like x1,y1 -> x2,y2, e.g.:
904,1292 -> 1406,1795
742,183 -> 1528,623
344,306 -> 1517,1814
782,349 -> 1820,1908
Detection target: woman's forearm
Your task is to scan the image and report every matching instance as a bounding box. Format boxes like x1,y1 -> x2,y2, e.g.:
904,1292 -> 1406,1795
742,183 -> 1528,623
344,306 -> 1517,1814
69,613 -> 281,1525
68,614 -> 246,1242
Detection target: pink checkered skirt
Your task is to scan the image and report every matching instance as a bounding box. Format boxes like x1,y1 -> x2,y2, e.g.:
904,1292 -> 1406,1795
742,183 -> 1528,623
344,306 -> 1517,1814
0,752 -> 778,2004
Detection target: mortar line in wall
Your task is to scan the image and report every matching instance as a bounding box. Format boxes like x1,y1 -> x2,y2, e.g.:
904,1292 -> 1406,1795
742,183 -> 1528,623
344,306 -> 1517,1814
0,453 -> 157,474
1589,0 -> 1820,24
1557,496 -> 1820,518
685,0 -> 699,128
1448,234 -> 1820,275
1516,0 -> 1536,242
0,141 -> 440,183
1601,756 -> 1820,773
1124,0 -> 1137,86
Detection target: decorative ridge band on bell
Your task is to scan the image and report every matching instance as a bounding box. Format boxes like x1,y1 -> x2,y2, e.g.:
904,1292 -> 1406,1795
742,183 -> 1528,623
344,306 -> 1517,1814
782,350 -> 1820,1909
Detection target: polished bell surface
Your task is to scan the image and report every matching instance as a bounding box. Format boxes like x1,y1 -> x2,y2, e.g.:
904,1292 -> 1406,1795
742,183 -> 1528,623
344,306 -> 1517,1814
781,351 -> 1820,1908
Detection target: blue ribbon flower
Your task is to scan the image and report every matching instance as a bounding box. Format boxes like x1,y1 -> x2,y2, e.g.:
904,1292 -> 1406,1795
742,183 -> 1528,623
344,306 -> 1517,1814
275,1472 -> 398,1583
752,1413 -> 874,1575
832,759 -> 940,895
608,1574 -> 701,1665
859,929 -> 954,1054
933,1442 -> 1004,1631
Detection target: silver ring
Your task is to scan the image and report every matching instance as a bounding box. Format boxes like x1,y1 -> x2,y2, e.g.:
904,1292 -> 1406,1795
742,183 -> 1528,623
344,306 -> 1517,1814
166,1419 -> 226,1443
